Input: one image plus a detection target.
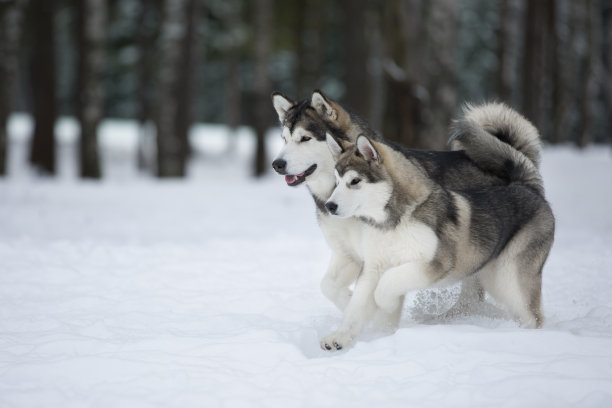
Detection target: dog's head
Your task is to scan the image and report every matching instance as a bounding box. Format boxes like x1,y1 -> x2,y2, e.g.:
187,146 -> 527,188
270,90 -> 351,189
325,134 -> 392,222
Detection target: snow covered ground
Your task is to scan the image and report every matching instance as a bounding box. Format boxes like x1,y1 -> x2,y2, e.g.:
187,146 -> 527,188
1,119 -> 611,407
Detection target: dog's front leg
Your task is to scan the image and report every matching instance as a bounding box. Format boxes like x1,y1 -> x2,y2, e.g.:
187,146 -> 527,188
374,261 -> 439,314
320,254 -> 361,311
320,270 -> 379,351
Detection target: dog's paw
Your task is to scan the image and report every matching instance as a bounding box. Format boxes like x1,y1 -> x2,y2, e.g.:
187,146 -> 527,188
320,331 -> 354,351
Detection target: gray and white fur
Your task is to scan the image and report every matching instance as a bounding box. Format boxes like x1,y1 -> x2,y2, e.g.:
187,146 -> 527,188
321,105 -> 555,350
271,92 -> 549,343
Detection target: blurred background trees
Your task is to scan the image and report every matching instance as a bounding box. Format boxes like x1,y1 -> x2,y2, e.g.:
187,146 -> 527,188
0,0 -> 610,179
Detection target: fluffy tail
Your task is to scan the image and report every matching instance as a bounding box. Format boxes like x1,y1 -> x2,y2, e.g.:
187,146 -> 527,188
449,102 -> 544,196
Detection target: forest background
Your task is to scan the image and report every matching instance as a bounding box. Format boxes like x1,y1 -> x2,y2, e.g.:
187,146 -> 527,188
0,0 -> 610,179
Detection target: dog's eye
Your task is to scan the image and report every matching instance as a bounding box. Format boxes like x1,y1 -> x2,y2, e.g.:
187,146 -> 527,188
350,178 -> 361,186
300,136 -> 311,142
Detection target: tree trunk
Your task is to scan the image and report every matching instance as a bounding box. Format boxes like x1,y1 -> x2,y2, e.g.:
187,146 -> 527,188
422,0 -> 457,149
382,0 -> 456,150
340,0 -> 369,115
155,0 -> 189,177
135,0 -> 161,172
295,0 -> 323,97
0,0 -> 25,176
252,0 -> 272,177
381,0 -> 422,148
223,0 -> 242,155
552,0 -> 583,144
604,1 -> 612,144
29,0 -> 57,175
521,1 -> 549,136
175,0 -> 202,160
578,0 -> 602,148
76,0 -> 106,179
495,0 -> 522,104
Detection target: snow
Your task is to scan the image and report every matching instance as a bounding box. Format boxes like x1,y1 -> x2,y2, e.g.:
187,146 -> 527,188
1,120 -> 612,407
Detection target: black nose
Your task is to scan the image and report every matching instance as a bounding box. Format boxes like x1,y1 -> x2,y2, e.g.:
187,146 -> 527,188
325,201 -> 338,215
272,159 -> 286,174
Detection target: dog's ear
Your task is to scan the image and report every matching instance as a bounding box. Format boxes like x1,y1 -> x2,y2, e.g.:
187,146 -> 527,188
271,92 -> 294,123
326,133 -> 344,159
356,136 -> 380,164
311,90 -> 338,121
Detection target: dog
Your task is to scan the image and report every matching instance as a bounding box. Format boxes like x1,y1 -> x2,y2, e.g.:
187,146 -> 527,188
320,103 -> 555,350
270,91 -> 544,331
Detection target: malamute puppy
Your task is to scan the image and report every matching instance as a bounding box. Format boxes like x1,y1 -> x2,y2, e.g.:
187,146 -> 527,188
320,105 -> 555,350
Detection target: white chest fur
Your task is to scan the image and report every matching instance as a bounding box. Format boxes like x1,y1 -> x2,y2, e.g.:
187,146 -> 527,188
318,213 -> 364,262
362,218 -> 438,273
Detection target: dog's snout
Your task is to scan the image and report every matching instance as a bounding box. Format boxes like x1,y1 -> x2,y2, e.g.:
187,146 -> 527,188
272,159 -> 287,174
325,201 -> 338,215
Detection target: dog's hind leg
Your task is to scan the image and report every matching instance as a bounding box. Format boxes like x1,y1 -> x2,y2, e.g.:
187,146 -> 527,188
320,254 -> 361,311
440,275 -> 485,319
479,227 -> 553,328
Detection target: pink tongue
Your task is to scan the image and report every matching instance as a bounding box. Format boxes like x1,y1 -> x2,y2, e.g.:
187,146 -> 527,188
285,171 -> 306,185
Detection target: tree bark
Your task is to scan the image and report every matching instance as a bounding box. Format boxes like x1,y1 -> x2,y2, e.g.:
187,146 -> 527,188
381,0 -> 422,148
29,0 -> 57,175
252,0 -> 272,177
135,0 -> 161,172
0,0 -> 25,176
340,0 -> 369,115
76,0 -> 106,179
295,0 -> 324,97
382,0 -> 456,150
422,0 -> 457,149
578,0 -> 602,148
175,0 -> 202,160
155,0 -> 189,177
495,0 -> 522,104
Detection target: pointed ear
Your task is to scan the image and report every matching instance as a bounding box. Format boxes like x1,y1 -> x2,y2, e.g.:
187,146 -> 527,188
356,136 -> 380,164
272,92 -> 293,123
326,133 -> 344,159
311,90 -> 338,121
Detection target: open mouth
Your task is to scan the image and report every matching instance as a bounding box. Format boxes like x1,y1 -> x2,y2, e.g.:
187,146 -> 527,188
285,164 -> 317,186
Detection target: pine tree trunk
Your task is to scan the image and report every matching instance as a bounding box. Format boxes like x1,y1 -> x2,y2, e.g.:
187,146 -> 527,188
295,0 -> 323,97
495,0 -> 522,104
604,1 -> 612,144
175,0 -> 202,160
382,0 -> 423,148
0,0 -> 24,176
135,0 -> 160,172
155,0 -> 188,177
553,0 -> 580,143
578,0 -> 601,148
422,0 -> 457,150
29,0 -> 57,175
252,0 -> 272,177
223,0 -> 241,138
382,0 -> 456,150
76,0 -> 106,179
341,0 -> 369,116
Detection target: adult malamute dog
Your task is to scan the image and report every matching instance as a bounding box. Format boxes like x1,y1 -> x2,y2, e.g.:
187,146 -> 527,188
271,92 -> 547,335
321,103 -> 555,350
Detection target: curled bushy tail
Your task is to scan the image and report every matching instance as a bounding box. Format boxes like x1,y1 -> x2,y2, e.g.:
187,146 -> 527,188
449,102 -> 544,196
